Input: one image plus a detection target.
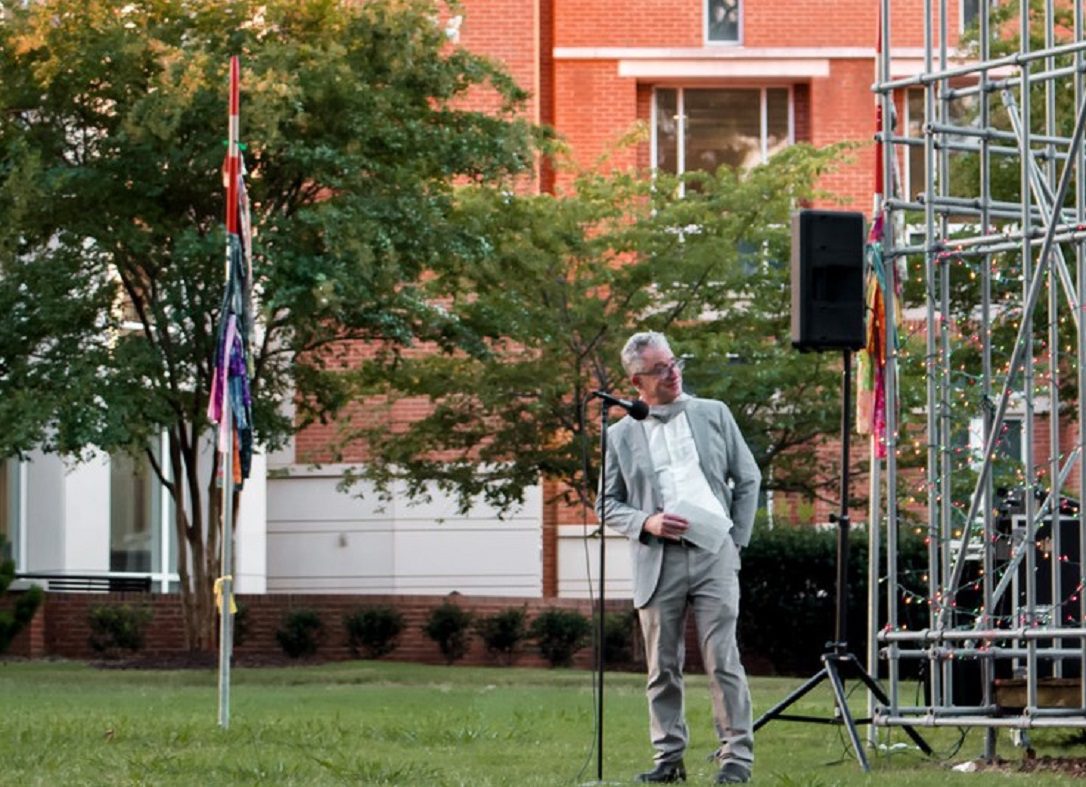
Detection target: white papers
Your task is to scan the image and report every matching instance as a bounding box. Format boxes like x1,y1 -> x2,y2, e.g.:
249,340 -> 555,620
670,499 -> 731,553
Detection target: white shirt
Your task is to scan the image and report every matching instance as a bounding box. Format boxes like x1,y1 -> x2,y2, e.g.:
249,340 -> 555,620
642,410 -> 732,535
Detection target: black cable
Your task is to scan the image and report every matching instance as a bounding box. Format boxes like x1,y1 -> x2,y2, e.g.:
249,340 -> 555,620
935,727 -> 970,762
825,680 -> 870,766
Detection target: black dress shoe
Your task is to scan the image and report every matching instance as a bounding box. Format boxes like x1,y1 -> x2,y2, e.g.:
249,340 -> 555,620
715,760 -> 751,784
636,759 -> 686,783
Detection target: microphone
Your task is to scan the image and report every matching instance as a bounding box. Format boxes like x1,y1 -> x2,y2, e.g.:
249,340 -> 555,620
592,390 -> 650,420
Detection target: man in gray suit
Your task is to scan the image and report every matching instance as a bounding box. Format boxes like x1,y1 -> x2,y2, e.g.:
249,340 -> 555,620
597,331 -> 761,784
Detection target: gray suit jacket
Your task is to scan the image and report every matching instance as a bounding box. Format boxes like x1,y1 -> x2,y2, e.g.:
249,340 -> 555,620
596,397 -> 762,608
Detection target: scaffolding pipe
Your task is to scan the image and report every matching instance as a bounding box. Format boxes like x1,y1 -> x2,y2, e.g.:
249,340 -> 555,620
880,626 -> 1086,643
877,39 -> 1086,92
865,0 -> 1086,755
878,715 -> 1086,729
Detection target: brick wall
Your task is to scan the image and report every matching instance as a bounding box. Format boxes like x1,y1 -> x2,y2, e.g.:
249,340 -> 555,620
553,58 -> 639,178
555,0 -> 702,48
808,58 -> 879,213
551,0 -> 953,50
743,0 -> 946,49
27,592 -> 639,668
17,591 -> 729,673
456,0 -> 542,120
4,592 -> 45,658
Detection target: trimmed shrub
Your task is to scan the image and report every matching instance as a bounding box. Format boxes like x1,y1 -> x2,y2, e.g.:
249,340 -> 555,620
232,601 -> 250,648
88,604 -> 153,655
344,605 -> 405,659
601,610 -> 639,667
423,602 -> 473,664
0,538 -> 42,654
530,608 -> 591,667
474,607 -> 527,665
276,608 -> 322,658
739,521 -> 928,676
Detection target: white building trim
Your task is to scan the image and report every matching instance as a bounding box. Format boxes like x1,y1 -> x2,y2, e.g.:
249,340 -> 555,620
620,59 -> 829,79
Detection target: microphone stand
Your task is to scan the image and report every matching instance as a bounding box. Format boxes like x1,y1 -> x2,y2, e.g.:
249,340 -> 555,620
589,391 -> 646,782
595,403 -> 610,782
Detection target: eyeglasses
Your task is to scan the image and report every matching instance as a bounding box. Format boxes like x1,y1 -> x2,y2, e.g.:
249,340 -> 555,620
637,358 -> 685,378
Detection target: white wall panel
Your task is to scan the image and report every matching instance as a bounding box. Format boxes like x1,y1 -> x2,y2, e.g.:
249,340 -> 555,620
24,451 -> 66,572
557,525 -> 634,599
266,468 -> 543,596
62,452 -> 110,572
235,450 -> 267,593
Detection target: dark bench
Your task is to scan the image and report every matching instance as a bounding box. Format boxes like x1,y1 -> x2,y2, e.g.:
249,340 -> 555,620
14,573 -> 152,593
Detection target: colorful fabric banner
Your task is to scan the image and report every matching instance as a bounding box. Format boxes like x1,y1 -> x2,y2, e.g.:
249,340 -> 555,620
207,153 -> 253,487
856,215 -> 901,458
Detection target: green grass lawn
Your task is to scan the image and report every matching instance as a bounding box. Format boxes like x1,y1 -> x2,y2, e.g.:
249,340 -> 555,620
1,659 -> 1083,785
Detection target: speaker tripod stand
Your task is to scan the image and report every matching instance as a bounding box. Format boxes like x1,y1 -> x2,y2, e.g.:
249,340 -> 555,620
752,349 -> 932,771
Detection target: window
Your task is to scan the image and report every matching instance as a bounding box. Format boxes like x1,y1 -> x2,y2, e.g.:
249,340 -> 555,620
906,89 -> 924,202
962,0 -> 979,31
968,415 -> 1025,468
706,0 -> 739,43
904,87 -> 978,204
654,87 -> 791,175
109,443 -> 164,573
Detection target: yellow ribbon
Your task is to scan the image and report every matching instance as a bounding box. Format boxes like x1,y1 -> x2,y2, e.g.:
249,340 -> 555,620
213,576 -> 238,614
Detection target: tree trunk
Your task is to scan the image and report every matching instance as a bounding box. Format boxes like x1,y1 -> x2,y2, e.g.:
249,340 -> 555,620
167,425 -> 220,652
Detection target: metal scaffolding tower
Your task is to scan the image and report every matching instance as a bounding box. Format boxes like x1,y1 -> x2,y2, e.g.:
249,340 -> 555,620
873,0 -> 1086,756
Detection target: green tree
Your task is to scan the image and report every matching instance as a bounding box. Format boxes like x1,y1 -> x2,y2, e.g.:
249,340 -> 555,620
343,144 -> 854,512
0,0 -> 538,650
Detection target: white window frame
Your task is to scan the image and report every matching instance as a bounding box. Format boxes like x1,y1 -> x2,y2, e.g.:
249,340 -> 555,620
705,0 -> 741,45
961,0 -> 981,33
968,413 -> 1026,471
651,86 -> 794,177
107,431 -> 177,591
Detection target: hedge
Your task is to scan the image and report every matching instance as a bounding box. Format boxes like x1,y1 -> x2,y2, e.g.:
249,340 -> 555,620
738,521 -> 928,676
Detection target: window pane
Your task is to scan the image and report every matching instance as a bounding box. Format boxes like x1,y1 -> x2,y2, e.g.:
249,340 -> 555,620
655,89 -> 679,175
110,447 -> 161,573
962,0 -> 979,30
684,89 -> 761,172
766,88 -> 790,158
907,89 -> 925,201
998,418 -> 1023,464
707,0 -> 739,42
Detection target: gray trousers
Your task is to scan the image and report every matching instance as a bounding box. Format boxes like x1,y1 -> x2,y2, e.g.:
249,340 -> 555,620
638,537 -> 753,767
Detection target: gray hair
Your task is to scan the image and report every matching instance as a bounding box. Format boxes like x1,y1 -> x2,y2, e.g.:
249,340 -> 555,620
620,331 -> 671,376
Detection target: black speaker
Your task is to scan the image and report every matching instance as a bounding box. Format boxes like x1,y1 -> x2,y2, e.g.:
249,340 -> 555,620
790,209 -> 866,351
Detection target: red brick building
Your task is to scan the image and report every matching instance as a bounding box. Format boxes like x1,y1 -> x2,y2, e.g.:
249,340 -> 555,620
278,0 -> 1015,599
454,0 -> 979,205
420,0 -> 980,594
11,1 -> 1071,618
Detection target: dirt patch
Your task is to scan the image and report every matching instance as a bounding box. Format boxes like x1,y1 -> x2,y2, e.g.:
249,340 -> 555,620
970,751 -> 1086,778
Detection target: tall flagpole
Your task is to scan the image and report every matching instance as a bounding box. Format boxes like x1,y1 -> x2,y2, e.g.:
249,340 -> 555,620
217,55 -> 240,731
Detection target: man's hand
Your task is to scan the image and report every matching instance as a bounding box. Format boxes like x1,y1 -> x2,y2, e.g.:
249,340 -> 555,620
643,511 -> 690,542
